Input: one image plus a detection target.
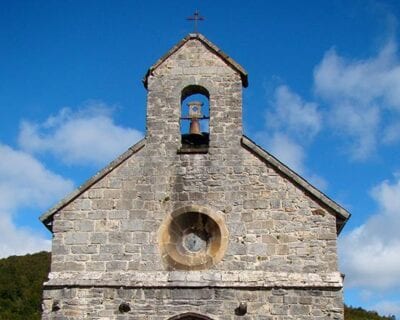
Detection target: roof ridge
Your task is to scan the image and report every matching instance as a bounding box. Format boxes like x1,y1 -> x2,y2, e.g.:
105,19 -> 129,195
143,33 -> 248,88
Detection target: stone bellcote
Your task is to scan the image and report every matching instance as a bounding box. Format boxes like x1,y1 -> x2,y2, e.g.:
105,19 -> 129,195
143,33 -> 248,151
40,30 -> 350,319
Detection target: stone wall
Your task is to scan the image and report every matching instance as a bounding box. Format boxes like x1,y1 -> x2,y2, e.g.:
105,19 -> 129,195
42,287 -> 343,319
49,143 -> 339,275
42,36 -> 344,319
44,135 -> 343,318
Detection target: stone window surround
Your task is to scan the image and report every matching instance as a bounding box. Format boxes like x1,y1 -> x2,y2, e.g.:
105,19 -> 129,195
158,205 -> 229,271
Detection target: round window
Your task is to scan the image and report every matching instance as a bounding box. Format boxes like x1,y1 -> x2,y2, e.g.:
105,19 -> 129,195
159,206 -> 229,270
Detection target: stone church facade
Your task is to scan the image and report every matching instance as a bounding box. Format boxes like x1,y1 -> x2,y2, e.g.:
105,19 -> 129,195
40,33 -> 350,319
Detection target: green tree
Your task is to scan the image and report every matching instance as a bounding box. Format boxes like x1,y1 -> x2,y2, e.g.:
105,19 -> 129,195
345,305 -> 396,320
0,251 -> 50,320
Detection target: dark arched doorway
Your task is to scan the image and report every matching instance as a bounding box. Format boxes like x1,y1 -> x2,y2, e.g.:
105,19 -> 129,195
168,312 -> 213,320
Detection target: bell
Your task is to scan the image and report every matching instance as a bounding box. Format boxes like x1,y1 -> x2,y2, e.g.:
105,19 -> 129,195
189,118 -> 201,135
187,101 -> 203,135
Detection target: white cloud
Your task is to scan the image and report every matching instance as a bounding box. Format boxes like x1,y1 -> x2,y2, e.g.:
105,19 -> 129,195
0,144 -> 74,258
266,85 -> 321,140
383,121 -> 400,144
265,132 -> 306,173
0,215 -> 52,259
19,102 -> 143,166
258,85 -> 326,190
0,102 -> 143,258
314,41 -> 400,160
339,174 -> 400,290
329,101 -> 380,160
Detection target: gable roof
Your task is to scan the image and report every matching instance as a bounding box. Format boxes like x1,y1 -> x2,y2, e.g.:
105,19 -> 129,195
142,33 -> 248,88
241,135 -> 350,234
40,135 -> 350,234
39,138 -> 146,231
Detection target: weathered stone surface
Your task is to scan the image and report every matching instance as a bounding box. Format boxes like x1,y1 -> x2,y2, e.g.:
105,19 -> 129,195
45,270 -> 343,288
41,287 -> 344,319
41,34 -> 347,319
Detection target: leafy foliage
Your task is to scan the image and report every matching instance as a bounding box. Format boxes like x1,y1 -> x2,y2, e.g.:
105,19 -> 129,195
345,305 -> 396,320
0,252 -> 396,319
0,251 -> 50,320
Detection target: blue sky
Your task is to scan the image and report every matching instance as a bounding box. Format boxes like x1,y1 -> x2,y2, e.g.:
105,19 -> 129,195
1,0 -> 400,317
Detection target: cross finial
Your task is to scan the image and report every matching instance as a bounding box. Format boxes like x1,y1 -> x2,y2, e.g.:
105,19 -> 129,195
187,10 -> 204,33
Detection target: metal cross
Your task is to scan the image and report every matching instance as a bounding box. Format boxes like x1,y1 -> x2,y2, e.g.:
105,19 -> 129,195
187,10 -> 204,33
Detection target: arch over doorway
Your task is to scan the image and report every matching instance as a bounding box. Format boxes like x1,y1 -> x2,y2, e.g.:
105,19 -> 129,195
168,312 -> 214,320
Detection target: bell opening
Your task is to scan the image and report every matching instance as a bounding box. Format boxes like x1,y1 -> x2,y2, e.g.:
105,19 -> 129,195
180,86 -> 210,152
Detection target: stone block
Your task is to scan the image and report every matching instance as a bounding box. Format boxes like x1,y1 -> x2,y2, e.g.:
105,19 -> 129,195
90,232 -> 107,244
64,262 -> 84,272
71,245 -> 98,254
100,244 -> 123,254
64,233 -> 89,245
106,261 -> 128,271
74,220 -> 94,232
86,262 -> 105,272
108,231 -> 132,243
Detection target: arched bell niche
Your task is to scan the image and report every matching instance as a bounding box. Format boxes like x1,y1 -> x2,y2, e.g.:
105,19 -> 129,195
168,312 -> 214,320
179,85 -> 210,152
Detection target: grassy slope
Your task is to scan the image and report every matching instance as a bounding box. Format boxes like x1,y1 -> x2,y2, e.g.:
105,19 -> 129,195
0,252 -> 395,319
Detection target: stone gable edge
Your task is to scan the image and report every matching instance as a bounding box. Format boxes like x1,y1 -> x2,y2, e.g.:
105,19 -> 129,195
241,135 -> 350,234
40,135 -> 350,234
39,138 -> 146,231
142,33 -> 248,88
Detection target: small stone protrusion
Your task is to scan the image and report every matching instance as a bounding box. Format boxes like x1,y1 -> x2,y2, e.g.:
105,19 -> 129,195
119,302 -> 131,313
51,301 -> 61,312
235,302 -> 247,316
312,209 -> 326,216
